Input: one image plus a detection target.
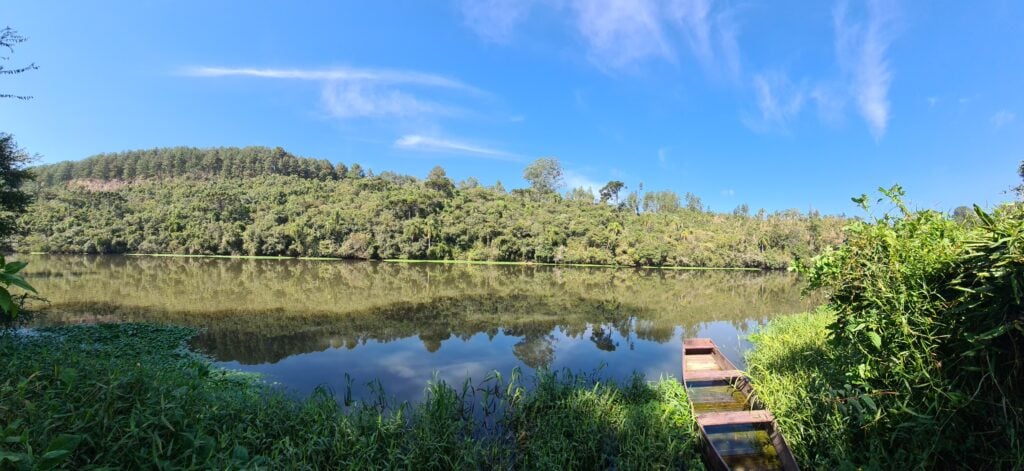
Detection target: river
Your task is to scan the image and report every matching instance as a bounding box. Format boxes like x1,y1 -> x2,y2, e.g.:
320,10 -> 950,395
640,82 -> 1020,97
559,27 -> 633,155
22,255 -> 818,402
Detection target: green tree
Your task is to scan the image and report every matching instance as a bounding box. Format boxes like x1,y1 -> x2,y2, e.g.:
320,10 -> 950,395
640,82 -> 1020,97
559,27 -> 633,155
642,190 -> 681,213
599,181 -> 625,204
566,186 -> 595,203
684,192 -> 704,212
523,158 -> 563,194
334,162 -> 349,179
0,134 -> 33,242
623,191 -> 640,215
425,166 -> 454,195
952,206 -> 975,224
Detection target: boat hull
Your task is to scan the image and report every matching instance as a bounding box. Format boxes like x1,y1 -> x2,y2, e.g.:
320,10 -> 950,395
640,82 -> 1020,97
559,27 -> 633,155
682,338 -> 799,471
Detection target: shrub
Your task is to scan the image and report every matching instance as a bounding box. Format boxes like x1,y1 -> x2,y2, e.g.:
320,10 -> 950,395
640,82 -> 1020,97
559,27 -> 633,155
793,185 -> 1024,468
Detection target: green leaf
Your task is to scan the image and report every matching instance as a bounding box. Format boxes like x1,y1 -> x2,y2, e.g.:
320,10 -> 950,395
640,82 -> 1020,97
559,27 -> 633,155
0,450 -> 25,463
40,449 -> 72,461
861,394 -> 877,412
2,261 -> 27,274
44,434 -> 82,453
0,289 -> 18,318
232,445 -> 250,462
866,331 -> 882,349
58,368 -> 78,385
0,274 -> 36,294
37,434 -> 82,470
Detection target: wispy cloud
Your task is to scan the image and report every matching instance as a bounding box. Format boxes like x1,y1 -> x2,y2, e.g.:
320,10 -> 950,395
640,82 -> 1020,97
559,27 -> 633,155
665,0 -> 741,78
186,65 -> 482,120
458,0 -> 742,75
992,110 -> 1016,128
746,71 -> 806,132
321,82 -> 461,119
835,0 -> 899,139
721,189 -> 735,196
183,66 -> 477,92
393,134 -> 521,161
458,0 -> 535,44
564,169 -> 603,192
572,0 -> 673,71
744,1 -> 898,138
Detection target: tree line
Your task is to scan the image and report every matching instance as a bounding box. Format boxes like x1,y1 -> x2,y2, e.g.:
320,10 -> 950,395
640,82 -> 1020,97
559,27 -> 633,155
19,146 -> 847,269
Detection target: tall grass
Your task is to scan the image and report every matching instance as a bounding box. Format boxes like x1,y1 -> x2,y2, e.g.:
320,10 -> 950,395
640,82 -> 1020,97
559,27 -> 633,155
0,323 -> 703,470
759,186 -> 1024,469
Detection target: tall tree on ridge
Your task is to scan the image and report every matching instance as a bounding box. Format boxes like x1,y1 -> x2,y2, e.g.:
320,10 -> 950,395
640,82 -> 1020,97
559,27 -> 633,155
523,158 -> 564,195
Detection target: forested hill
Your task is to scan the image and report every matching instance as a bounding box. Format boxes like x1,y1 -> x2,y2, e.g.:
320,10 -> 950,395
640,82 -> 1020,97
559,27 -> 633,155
18,146 -> 845,269
30,146 -> 359,185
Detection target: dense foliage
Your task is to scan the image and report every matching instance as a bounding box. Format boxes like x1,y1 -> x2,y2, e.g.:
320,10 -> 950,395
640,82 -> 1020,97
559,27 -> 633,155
0,323 -> 703,469
0,134 -> 34,243
752,187 -> 1024,468
20,146 -> 844,268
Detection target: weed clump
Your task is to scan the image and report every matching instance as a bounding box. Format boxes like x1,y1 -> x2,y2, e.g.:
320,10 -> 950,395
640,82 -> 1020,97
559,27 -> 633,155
751,186 -> 1024,469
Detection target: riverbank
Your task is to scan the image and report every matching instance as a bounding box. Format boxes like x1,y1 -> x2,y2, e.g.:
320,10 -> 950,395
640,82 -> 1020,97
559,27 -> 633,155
0,323 -> 703,469
12,305 -> 1009,469
26,251 -> 763,270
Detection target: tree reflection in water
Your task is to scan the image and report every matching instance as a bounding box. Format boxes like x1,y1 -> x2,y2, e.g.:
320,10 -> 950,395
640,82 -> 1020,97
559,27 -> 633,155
22,255 -> 820,397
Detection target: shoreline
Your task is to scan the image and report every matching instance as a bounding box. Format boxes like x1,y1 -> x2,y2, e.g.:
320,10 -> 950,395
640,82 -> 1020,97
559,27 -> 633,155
23,251 -> 765,271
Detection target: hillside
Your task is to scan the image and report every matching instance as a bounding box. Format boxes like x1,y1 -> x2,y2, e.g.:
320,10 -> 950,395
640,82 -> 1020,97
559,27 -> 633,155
19,146 -> 845,268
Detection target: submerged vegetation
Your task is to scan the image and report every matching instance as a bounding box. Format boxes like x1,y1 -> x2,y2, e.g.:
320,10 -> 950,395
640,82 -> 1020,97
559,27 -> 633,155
744,187 -> 1024,469
18,146 -> 845,268
0,323 -> 703,470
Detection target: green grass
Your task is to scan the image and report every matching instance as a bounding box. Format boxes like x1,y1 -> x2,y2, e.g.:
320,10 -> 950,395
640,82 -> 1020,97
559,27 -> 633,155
745,309 -> 863,469
0,324 -> 704,470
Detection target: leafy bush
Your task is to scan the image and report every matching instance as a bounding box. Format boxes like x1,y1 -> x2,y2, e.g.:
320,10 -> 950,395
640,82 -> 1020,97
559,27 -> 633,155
790,185 -> 1024,468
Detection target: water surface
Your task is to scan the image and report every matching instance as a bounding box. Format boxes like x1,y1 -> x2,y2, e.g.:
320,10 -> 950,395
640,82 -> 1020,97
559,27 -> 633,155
24,255 -> 817,401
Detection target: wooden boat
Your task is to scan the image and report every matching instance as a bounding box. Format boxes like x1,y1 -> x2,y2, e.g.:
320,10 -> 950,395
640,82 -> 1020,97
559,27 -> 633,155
682,338 -> 799,471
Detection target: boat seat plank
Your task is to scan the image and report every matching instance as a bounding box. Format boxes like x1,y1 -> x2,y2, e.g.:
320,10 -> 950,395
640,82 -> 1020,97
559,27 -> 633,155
697,410 -> 775,427
684,355 -> 721,371
683,338 -> 715,348
683,338 -> 716,354
686,369 -> 745,381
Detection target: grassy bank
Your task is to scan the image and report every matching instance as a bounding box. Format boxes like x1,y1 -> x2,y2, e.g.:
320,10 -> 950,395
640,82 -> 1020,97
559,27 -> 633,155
744,188 -> 1024,470
745,309 -> 861,469
0,324 -> 703,470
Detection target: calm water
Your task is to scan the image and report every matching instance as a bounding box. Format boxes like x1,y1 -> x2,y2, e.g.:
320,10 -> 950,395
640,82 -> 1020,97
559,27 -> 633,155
23,255 -> 817,401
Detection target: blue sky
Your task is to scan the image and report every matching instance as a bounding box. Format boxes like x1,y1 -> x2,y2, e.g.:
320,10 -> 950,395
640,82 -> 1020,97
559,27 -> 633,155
2,1 -> 1022,214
